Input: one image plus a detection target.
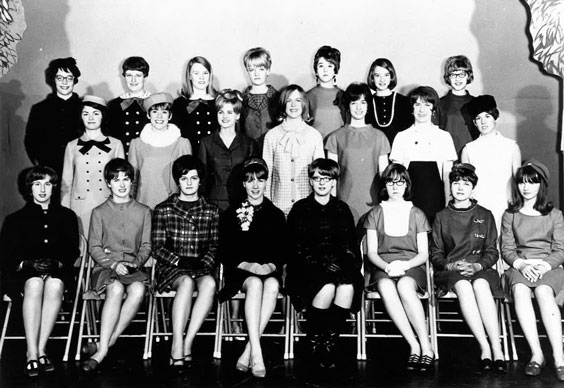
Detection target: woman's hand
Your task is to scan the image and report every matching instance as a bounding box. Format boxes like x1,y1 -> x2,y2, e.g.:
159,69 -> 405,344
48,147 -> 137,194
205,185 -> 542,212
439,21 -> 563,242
112,261 -> 136,276
386,260 -> 409,277
459,262 -> 482,277
519,263 -> 541,283
533,264 -> 549,279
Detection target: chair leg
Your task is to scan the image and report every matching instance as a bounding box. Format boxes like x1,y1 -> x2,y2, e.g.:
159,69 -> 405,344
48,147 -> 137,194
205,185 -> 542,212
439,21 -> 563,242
505,302 -> 518,361
283,296 -> 292,360
0,300 -> 12,360
213,300 -> 224,359
498,300 -> 509,361
143,293 -> 155,360
74,299 -> 88,361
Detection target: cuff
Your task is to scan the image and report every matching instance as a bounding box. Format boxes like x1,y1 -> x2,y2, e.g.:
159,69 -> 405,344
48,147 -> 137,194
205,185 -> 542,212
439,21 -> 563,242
539,261 -> 552,272
512,258 -> 524,270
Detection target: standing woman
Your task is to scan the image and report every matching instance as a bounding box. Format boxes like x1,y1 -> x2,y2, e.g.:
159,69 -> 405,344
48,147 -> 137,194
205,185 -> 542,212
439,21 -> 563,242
198,89 -> 258,211
501,160 -> 564,381
461,95 -> 521,232
364,163 -> 434,372
390,86 -> 457,224
0,166 -> 79,376
171,56 -> 218,152
366,58 -> 413,145
61,95 -> 125,235
262,84 -> 324,216
218,158 -> 286,378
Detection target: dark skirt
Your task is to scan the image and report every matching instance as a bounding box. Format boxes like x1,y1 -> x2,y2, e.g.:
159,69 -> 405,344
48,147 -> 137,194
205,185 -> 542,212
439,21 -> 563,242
155,264 -> 216,293
3,267 -> 73,301
286,263 -> 364,313
90,266 -> 150,296
367,265 -> 427,295
434,268 -> 503,298
408,161 -> 444,224
503,267 -> 564,296
218,268 -> 282,302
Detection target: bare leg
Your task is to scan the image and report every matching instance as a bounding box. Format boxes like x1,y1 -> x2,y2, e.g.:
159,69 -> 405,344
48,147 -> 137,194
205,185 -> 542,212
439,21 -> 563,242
108,282 -> 146,346
37,277 -> 64,358
396,277 -> 432,357
22,277 -> 44,361
182,275 -> 216,357
334,284 -> 354,309
535,285 -> 564,367
377,278 -> 420,355
472,279 -> 504,360
512,283 -> 543,364
312,284 -> 336,309
170,276 -> 195,363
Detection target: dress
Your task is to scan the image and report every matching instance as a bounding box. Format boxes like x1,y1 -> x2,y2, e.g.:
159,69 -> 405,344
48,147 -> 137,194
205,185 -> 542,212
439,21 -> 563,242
363,203 -> 430,291
390,123 -> 457,223
152,195 -> 219,293
198,131 -> 259,211
439,91 -> 477,156
262,122 -> 325,216
0,202 -> 79,299
218,198 -> 287,301
61,134 -> 125,235
286,195 -> 363,312
501,209 -> 564,294
462,132 -> 519,232
325,124 -> 391,224
366,91 -> 413,145
241,85 -> 279,142
24,93 -> 82,185
306,85 -> 345,139
430,200 -> 501,295
128,124 -> 192,209
108,92 -> 151,157
88,198 -> 152,294
171,96 -> 218,152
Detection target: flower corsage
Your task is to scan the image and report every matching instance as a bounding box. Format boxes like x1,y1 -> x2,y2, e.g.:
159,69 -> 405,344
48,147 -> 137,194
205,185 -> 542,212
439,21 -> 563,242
236,201 -> 254,231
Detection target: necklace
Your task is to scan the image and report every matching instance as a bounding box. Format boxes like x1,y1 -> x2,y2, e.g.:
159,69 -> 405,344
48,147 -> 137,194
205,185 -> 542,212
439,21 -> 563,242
373,92 -> 396,128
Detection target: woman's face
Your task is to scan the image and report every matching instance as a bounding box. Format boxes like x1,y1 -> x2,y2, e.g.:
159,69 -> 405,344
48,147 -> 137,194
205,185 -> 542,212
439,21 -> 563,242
124,70 -> 145,94
247,64 -> 269,86
474,112 -> 497,136
107,171 -> 132,201
413,97 -> 433,124
316,57 -> 336,84
31,177 -> 53,206
451,179 -> 473,203
349,96 -> 368,121
448,69 -> 469,92
385,175 -> 407,201
518,180 -> 540,202
148,107 -> 171,131
373,66 -> 391,92
189,63 -> 210,91
54,69 -> 75,98
244,175 -> 266,203
310,169 -> 335,198
178,170 -> 200,198
81,106 -> 103,131
217,102 -> 240,129
285,90 -> 304,120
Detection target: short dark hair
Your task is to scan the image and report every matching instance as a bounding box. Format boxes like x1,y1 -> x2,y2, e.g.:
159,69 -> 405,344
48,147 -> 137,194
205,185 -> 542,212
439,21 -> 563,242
24,166 -> 58,197
147,102 -> 172,112
172,155 -> 205,185
45,57 -> 81,87
122,56 -> 150,77
308,158 -> 339,179
79,100 -> 110,135
367,58 -> 398,91
313,45 -> 341,75
342,82 -> 371,111
449,164 -> 478,188
380,163 -> 412,201
104,158 -> 134,184
409,86 -> 440,125
508,165 -> 553,215
242,157 -> 269,181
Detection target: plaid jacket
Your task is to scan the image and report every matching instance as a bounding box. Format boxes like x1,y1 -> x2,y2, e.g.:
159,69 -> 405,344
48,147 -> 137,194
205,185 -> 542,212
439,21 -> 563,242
152,194 -> 219,292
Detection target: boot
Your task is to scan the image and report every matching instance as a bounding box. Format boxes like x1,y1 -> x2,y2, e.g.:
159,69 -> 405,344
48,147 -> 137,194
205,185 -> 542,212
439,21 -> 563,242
306,306 -> 330,367
319,330 -> 338,368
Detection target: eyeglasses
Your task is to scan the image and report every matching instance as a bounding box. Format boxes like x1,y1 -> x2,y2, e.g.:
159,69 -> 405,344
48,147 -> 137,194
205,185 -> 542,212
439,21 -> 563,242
385,180 -> 406,187
55,75 -> 75,82
311,176 -> 333,183
449,71 -> 467,79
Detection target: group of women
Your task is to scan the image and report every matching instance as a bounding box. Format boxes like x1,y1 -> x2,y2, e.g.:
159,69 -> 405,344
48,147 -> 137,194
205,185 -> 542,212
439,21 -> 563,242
3,46 -> 563,382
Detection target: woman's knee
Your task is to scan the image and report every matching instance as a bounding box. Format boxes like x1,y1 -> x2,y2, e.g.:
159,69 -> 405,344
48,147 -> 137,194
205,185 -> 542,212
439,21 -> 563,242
197,275 -> 216,293
106,280 -> 125,297
242,276 -> 263,292
396,277 -> 417,298
24,277 -> 45,297
534,285 -> 556,303
263,277 -> 280,295
126,282 -> 146,300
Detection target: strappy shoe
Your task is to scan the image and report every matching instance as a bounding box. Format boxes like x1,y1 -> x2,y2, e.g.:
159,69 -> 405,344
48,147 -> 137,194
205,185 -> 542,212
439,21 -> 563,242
24,360 -> 39,377
407,354 -> 420,371
38,355 -> 55,373
250,360 -> 266,378
419,354 -> 435,373
183,354 -> 192,365
236,354 -> 250,373
169,356 -> 184,372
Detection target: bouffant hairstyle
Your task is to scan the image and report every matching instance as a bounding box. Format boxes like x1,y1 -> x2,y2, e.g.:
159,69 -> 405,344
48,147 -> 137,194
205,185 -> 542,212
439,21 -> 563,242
46,57 -> 81,87
122,56 -> 150,77
172,155 -> 206,185
313,45 -> 341,75
243,47 -> 272,70
443,55 -> 474,85
104,158 -> 135,184
409,86 -> 441,125
215,89 -> 243,115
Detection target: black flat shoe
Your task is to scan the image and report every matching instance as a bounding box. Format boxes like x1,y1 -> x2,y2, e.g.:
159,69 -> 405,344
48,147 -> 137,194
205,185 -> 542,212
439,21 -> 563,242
169,357 -> 184,373
494,359 -> 506,373
81,358 -> 99,373
481,358 -> 493,371
81,342 -> 98,358
38,355 -> 55,373
407,354 -> 420,371
24,360 -> 39,377
419,355 -> 434,373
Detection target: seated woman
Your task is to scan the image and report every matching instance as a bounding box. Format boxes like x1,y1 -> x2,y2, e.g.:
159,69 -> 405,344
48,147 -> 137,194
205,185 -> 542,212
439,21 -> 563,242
81,158 -> 152,372
501,159 -> 564,381
364,163 -> 434,372
218,157 -> 286,378
152,155 -> 219,369
286,158 -> 363,369
430,163 -> 505,372
0,166 -> 79,376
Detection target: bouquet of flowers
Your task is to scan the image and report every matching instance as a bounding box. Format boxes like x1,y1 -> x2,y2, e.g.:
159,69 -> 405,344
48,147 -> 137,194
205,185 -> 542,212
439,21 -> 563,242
236,201 -> 254,231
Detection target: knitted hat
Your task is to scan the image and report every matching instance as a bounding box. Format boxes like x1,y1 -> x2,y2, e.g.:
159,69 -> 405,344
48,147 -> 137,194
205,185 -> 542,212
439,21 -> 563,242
523,158 -> 549,182
143,92 -> 173,111
82,95 -> 107,107
466,95 -> 497,119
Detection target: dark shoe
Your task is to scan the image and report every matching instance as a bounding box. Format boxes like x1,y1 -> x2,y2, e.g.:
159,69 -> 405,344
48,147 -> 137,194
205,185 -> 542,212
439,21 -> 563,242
319,331 -> 338,368
419,355 -> 435,373
407,354 -> 420,371
24,360 -> 39,377
38,355 -> 55,373
307,332 -> 325,366
81,342 -> 98,358
183,354 -> 192,366
556,366 -> 564,381
169,357 -> 184,373
494,359 -> 507,373
81,358 -> 99,373
481,358 -> 493,371
525,360 -> 544,376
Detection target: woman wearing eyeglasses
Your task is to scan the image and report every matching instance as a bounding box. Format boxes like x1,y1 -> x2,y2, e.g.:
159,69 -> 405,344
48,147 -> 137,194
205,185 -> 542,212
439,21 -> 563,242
286,158 -> 363,369
364,163 -> 434,372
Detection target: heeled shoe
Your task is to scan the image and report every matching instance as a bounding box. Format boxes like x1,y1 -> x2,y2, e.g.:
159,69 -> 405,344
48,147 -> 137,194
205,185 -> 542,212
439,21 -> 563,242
24,360 -> 39,377
406,354 -> 420,371
419,354 -> 435,373
183,354 -> 192,365
481,358 -> 493,371
494,359 -> 507,373
556,366 -> 564,381
169,357 -> 184,372
251,360 -> 266,378
81,358 -> 99,373
38,355 -> 55,373
81,342 -> 98,358
524,360 -> 545,376
236,352 -> 250,373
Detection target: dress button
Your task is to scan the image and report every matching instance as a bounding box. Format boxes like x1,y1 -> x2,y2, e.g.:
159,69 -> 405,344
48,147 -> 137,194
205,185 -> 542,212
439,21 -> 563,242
125,121 -> 130,125
86,162 -> 89,164
86,170 -> 89,173
99,188 -> 103,191
207,122 -> 211,125
87,189 -> 90,192
135,121 -> 139,124
196,121 -> 200,125
44,224 -> 48,228
136,111 -> 140,115
44,239 -> 48,243
126,132 -> 130,136
291,199 -> 295,203
135,132 -> 139,135
196,112 -> 200,115
291,178 -> 294,182
126,112 -> 130,116
126,142 -> 130,146
291,158 -> 295,162
197,131 -> 201,135
206,111 -> 210,115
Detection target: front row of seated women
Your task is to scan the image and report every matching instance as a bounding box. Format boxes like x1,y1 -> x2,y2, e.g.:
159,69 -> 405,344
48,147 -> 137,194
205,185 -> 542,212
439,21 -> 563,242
3,155 -> 564,381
